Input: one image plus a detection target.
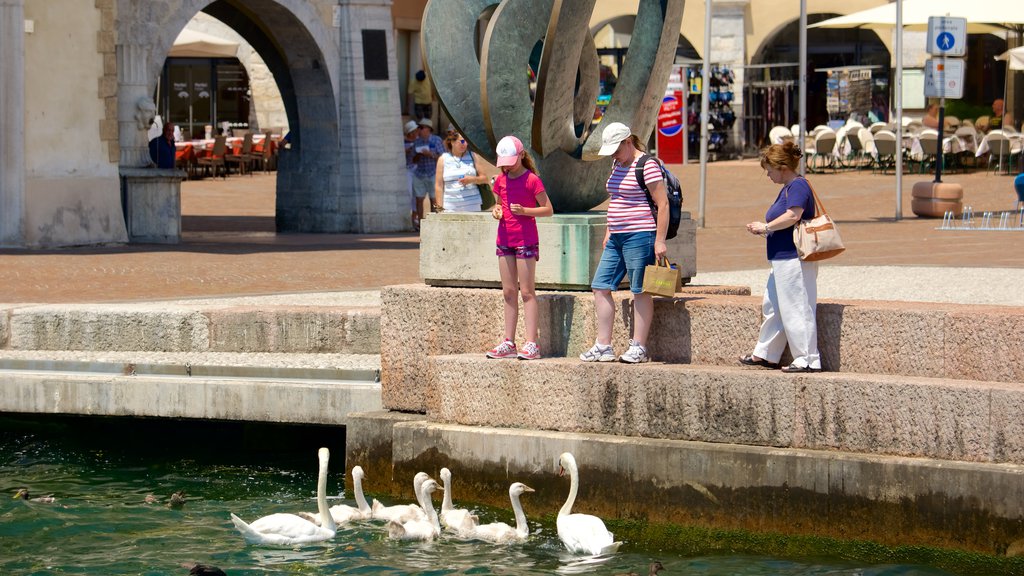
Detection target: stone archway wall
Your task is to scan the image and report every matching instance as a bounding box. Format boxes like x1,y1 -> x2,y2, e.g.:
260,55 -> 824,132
118,0 -> 409,233
180,12 -> 289,133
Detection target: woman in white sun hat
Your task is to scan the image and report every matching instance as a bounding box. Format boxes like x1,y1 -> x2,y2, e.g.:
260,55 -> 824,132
579,122 -> 669,364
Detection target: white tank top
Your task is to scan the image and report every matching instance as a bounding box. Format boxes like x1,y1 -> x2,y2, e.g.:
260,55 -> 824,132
441,152 -> 480,202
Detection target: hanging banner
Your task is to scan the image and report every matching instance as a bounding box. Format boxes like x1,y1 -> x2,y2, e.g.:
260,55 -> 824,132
657,91 -> 684,164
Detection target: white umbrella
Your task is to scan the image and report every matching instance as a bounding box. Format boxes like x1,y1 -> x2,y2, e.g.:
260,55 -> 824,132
809,0 -> 1024,32
996,46 -> 1024,70
169,29 -> 239,58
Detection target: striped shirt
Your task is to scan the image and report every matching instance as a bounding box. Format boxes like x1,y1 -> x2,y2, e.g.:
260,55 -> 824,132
606,157 -> 662,233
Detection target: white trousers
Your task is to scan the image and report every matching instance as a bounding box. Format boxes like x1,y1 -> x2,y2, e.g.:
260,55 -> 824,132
752,258 -> 821,369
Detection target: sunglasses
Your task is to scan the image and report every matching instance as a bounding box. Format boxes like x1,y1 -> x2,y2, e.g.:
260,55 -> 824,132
457,138 -> 467,144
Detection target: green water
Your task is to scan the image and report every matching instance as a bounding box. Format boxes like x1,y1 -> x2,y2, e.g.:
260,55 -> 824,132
0,416 -> 959,575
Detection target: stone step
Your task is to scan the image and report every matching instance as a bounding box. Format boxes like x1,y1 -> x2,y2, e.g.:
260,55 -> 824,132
0,350 -> 382,425
381,284 -> 1024,413
424,354 -> 1024,466
0,349 -> 380,381
0,293 -> 381,354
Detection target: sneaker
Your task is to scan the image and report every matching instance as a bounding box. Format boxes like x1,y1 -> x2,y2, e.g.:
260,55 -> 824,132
619,339 -> 649,364
580,342 -> 616,362
518,341 -> 541,360
486,339 -> 518,359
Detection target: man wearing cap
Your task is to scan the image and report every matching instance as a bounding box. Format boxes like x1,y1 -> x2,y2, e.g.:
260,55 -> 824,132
403,120 -> 421,229
411,118 -> 446,226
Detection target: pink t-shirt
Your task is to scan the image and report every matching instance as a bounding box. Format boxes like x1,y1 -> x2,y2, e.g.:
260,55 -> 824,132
606,157 -> 662,233
495,170 -> 545,247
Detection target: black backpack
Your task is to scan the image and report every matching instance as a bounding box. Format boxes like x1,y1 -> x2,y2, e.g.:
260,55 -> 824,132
635,154 -> 683,240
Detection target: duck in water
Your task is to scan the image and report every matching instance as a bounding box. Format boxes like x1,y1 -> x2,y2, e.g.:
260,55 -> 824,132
13,488 -> 55,503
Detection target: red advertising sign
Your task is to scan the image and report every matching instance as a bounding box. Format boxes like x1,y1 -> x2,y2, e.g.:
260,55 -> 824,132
656,92 -> 684,164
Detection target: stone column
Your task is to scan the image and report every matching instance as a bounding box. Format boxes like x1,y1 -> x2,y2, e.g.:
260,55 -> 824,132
0,0 -> 25,246
334,0 -> 408,232
711,0 -> 748,156
117,42 -> 154,168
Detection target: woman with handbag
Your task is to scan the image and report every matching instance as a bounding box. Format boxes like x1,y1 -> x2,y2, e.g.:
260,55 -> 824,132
433,131 -> 489,213
741,141 -> 822,373
579,122 -> 669,365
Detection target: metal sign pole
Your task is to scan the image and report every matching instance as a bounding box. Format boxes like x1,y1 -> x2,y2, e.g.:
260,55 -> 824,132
895,0 -> 903,220
698,0 -> 711,229
798,0 -> 807,175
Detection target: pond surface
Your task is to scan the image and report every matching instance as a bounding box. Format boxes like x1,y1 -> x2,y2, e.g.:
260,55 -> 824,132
0,416 -> 956,575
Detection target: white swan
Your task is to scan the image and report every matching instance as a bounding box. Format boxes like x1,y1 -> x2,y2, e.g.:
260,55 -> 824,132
300,464 -> 374,526
465,482 -> 534,544
328,465 -> 372,523
387,478 -> 441,541
230,447 -> 337,546
371,472 -> 428,523
439,467 -> 479,535
556,452 -> 621,555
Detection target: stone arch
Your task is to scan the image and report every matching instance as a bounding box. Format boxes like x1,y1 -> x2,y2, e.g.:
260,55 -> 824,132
117,0 -> 404,233
750,13 -> 890,128
591,15 -> 699,60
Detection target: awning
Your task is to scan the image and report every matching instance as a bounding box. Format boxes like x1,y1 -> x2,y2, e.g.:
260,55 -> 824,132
169,29 -> 239,58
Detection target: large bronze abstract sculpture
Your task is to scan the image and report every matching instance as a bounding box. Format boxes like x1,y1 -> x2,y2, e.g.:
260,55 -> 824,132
422,0 -> 685,212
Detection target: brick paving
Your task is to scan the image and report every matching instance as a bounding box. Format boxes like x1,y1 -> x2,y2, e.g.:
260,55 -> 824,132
1,164 -> 1021,303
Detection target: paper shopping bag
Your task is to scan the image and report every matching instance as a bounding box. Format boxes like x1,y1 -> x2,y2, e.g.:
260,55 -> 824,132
642,257 -> 680,298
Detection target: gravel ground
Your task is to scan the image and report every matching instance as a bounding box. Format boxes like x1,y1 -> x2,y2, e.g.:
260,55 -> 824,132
694,265 -> 1024,307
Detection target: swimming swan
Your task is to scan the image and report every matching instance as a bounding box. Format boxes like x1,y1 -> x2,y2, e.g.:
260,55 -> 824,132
439,467 -> 479,535
372,472 -> 428,523
300,465 -> 374,526
230,447 -> 337,546
556,452 -> 621,555
387,478 -> 441,541
465,482 -> 534,544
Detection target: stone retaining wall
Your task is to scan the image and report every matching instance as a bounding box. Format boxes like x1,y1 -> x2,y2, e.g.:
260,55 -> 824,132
1,304 -> 380,354
427,355 -> 1024,465
381,285 -> 1024,413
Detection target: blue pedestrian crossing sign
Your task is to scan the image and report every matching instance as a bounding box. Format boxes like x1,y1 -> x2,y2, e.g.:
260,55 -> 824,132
927,16 -> 966,57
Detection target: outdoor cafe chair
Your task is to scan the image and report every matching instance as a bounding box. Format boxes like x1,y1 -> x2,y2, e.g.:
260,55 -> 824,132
769,125 -> 793,145
197,135 -> 227,179
916,130 -> 940,174
871,130 -> 897,174
809,129 -> 837,173
954,125 -> 979,171
980,132 -> 1012,175
868,122 -> 887,134
226,132 -> 254,176
256,130 -> 275,173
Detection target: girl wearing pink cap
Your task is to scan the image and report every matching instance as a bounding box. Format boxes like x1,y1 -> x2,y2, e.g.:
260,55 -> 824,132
485,136 -> 553,360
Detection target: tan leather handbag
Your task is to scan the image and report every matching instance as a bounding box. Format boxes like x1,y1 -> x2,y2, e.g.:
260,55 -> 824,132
794,182 -> 845,261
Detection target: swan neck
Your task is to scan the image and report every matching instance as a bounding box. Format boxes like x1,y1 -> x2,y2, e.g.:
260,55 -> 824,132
442,477 -> 453,512
559,461 -> 578,517
318,465 -> 336,532
511,493 -> 528,536
421,485 -> 440,533
354,474 -> 369,513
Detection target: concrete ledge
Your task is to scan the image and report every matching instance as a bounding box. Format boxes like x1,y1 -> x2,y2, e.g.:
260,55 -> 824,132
380,285 -> 1024,413
3,304 -> 380,354
419,211 -> 697,290
0,370 -> 381,425
346,415 -> 1024,554
427,355 -> 1024,465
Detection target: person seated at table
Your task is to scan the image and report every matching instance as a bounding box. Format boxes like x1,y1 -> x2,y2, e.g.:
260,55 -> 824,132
148,122 -> 176,169
922,102 -> 940,130
990,99 -> 1016,132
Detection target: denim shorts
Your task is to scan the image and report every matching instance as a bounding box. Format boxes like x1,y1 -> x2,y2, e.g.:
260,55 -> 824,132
496,244 -> 540,260
590,230 -> 656,294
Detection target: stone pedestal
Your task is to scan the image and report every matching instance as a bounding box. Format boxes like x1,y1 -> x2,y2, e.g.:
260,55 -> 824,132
120,168 -> 184,243
911,181 -> 963,218
419,211 -> 697,290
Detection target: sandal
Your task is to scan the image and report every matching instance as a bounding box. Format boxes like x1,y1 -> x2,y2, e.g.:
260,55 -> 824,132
780,364 -> 822,373
738,354 -> 779,369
